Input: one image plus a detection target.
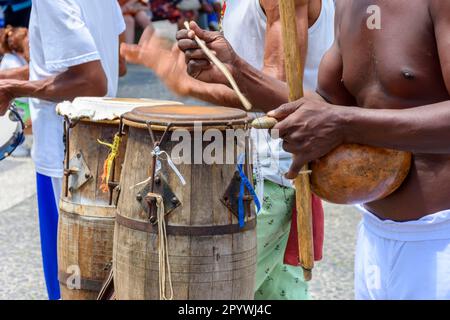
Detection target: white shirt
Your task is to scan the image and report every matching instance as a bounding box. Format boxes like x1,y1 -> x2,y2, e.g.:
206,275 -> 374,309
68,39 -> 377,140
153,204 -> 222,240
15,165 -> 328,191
0,53 -> 27,71
223,0 -> 335,188
29,0 -> 125,178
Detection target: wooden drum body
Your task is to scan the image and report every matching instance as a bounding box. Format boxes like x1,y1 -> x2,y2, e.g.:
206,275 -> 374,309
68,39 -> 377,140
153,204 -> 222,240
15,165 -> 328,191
114,106 -> 257,300
57,97 -> 179,300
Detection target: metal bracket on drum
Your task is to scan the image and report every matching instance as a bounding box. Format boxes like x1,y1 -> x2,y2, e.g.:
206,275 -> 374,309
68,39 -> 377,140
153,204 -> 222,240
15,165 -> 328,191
107,116 -> 127,206
221,170 -> 254,218
140,121 -> 178,223
221,125 -> 254,218
136,173 -> 181,223
63,116 -> 81,197
66,151 -> 93,193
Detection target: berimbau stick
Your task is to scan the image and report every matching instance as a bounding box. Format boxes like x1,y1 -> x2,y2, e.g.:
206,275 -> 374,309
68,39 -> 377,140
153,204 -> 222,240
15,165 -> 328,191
279,0 -> 314,281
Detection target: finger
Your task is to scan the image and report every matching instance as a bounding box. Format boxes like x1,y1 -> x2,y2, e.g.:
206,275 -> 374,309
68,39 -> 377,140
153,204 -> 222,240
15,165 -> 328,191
281,140 -> 301,155
120,43 -> 141,63
171,42 -> 179,54
285,155 -> 307,180
272,117 -> 296,138
187,60 -> 212,78
268,99 -> 304,120
178,39 -> 201,52
189,21 -> 220,43
183,50 -> 207,66
138,25 -> 155,46
185,49 -> 209,61
176,29 -> 195,41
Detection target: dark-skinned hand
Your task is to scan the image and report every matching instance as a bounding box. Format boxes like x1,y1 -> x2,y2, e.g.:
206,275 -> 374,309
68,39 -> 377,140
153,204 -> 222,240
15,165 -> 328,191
0,83 -> 15,116
176,21 -> 239,85
268,98 -> 348,179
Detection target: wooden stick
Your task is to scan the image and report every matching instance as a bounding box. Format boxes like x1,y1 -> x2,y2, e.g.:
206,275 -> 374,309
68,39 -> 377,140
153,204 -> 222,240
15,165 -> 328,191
279,0 -> 314,281
184,21 -> 252,110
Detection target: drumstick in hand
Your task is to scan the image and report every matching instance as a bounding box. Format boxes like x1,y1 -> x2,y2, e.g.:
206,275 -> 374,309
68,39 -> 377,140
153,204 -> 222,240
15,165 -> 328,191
184,21 -> 252,110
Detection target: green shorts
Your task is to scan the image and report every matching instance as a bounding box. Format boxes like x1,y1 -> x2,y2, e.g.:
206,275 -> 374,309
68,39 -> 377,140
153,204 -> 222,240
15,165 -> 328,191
254,180 -> 310,300
14,100 -> 31,123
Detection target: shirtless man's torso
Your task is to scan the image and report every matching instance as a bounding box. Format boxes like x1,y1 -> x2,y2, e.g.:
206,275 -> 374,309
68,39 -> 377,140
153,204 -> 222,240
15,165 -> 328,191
318,0 -> 450,221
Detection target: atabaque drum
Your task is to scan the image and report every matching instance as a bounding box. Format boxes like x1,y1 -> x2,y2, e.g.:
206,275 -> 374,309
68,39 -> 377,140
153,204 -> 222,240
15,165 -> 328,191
56,97 -> 180,300
114,105 -> 258,300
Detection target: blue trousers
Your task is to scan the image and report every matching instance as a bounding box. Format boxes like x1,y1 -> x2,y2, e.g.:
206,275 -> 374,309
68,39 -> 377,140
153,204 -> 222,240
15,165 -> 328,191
36,173 -> 61,300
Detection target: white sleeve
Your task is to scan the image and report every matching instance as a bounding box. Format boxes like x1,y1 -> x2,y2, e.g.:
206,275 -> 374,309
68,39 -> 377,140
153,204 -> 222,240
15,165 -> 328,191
34,0 -> 100,72
0,54 -> 25,71
114,0 -> 126,36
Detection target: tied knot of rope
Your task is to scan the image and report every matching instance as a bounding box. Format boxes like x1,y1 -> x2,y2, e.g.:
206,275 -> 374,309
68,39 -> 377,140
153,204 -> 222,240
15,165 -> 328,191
152,146 -> 186,186
97,134 -> 122,193
147,192 -> 174,300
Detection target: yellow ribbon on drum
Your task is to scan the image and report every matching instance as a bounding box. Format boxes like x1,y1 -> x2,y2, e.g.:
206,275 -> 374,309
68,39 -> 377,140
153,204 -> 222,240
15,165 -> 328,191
97,134 -> 122,193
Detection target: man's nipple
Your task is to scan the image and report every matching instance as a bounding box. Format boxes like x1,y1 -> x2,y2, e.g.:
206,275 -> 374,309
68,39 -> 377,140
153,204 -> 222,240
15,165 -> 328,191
402,70 -> 415,80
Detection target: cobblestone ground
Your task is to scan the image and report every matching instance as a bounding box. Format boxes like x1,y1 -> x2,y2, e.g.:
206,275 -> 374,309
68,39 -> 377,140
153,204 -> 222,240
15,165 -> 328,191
0,65 -> 361,300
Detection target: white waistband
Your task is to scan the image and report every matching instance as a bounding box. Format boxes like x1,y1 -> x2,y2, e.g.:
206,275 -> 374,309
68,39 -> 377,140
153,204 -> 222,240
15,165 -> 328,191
357,205 -> 450,241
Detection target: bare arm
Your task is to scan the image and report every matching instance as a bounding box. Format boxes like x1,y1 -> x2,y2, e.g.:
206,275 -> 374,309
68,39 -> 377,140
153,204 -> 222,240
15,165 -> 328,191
0,60 -> 107,115
119,33 -> 128,77
176,0 -> 312,110
120,27 -> 242,107
188,82 -> 244,108
233,0 -> 310,109
261,0 -> 308,80
177,4 -> 323,112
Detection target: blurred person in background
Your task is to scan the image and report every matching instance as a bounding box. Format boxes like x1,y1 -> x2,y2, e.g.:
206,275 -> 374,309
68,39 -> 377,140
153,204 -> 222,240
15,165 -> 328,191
0,0 -> 125,300
119,0 -> 153,44
0,25 -> 31,157
175,0 -> 200,28
198,0 -> 221,31
0,25 -> 28,72
151,0 -> 201,30
148,0 -> 199,41
0,0 -> 31,27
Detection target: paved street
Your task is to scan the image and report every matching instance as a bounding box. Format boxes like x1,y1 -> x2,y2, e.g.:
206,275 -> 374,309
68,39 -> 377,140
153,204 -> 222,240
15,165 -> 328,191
0,65 -> 361,300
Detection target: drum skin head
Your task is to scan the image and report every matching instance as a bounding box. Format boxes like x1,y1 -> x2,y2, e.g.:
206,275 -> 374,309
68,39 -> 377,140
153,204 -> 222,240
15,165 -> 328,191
123,105 -> 248,126
0,111 -> 18,147
56,97 -> 182,123
0,109 -> 24,161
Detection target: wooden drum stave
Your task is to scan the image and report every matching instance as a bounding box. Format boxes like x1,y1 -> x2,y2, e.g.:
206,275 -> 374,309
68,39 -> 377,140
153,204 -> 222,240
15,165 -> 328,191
57,97 -> 180,300
114,105 -> 258,300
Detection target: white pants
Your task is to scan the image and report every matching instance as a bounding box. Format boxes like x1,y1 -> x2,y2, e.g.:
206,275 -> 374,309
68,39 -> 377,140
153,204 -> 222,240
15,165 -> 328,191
355,206 -> 450,300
